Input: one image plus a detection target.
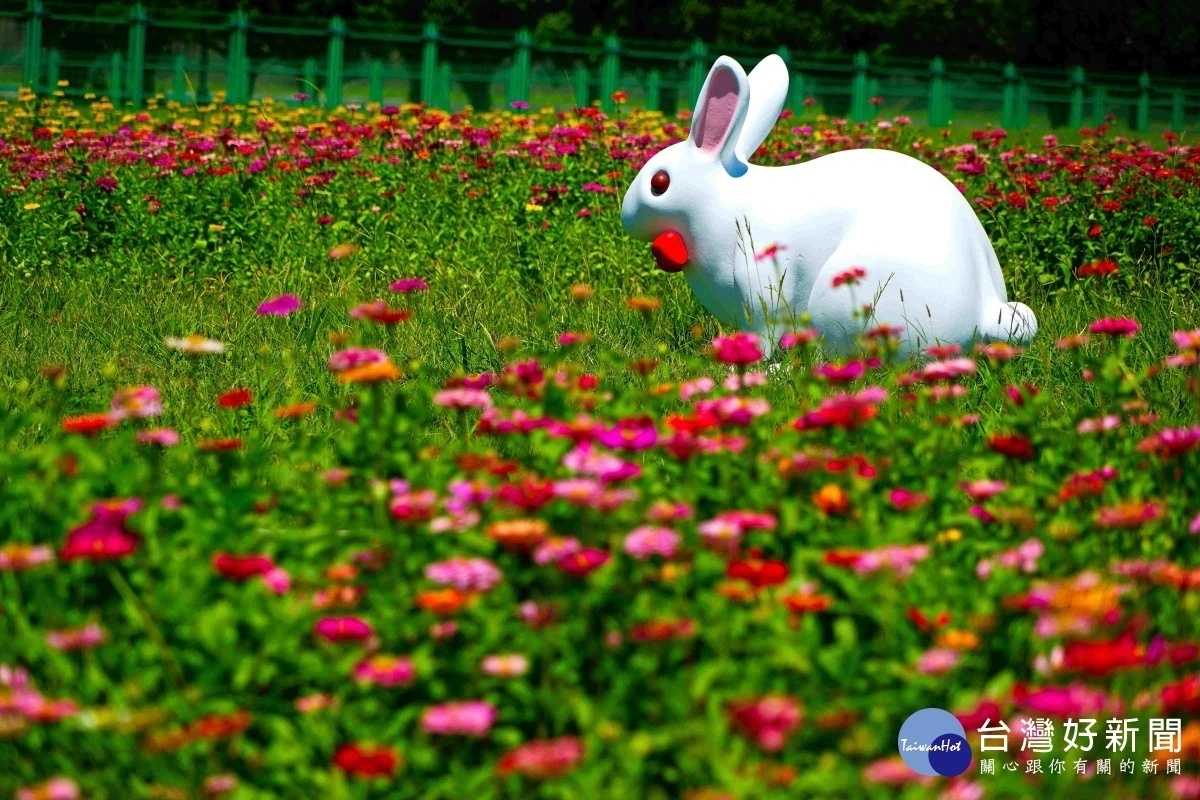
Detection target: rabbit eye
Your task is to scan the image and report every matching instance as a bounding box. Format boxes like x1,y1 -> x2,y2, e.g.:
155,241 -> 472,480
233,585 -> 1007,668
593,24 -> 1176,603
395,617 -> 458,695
650,171 -> 670,196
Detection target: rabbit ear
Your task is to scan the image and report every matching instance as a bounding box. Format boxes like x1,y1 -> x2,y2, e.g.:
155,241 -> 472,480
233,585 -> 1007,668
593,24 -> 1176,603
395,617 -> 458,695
689,56 -> 751,175
735,54 -> 789,163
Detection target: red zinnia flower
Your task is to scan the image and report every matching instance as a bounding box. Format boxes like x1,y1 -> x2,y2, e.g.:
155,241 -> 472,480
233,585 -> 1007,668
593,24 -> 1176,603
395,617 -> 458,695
218,388 -> 253,409
727,552 -> 789,589
213,552 -> 274,581
987,433 -> 1035,461
333,743 -> 400,778
61,413 -> 116,435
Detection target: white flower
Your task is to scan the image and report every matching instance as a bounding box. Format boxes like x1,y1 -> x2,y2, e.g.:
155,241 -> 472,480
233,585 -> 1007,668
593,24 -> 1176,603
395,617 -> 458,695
165,335 -> 226,355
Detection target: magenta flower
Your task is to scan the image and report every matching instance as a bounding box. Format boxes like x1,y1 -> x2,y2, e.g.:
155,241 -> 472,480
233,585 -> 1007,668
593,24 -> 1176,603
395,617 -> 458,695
315,616 -> 374,643
257,294 -> 302,316
597,418 -> 658,451
710,332 -> 763,366
390,277 -> 429,293
1089,317 -> 1141,337
60,500 -> 143,562
421,700 -> 497,736
558,548 -> 610,577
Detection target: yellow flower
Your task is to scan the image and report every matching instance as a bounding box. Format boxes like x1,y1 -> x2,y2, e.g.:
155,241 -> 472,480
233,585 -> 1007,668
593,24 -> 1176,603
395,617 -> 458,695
23,202 -> 40,211
208,224 -> 226,232
524,203 -> 543,212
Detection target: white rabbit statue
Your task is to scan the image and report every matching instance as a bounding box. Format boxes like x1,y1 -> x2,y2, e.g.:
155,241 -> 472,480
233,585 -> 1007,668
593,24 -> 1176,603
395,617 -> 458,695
620,54 -> 1038,357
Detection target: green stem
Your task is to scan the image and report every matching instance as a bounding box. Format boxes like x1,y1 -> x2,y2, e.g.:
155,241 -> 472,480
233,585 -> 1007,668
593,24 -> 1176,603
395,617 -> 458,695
108,566 -> 187,691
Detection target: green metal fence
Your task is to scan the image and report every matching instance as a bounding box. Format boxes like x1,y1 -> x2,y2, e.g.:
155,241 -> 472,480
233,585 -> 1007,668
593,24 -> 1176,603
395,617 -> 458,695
1,0 -> 1198,132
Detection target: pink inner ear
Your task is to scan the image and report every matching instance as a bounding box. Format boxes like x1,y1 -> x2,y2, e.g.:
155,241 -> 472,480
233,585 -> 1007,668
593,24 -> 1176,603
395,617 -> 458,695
693,66 -> 739,152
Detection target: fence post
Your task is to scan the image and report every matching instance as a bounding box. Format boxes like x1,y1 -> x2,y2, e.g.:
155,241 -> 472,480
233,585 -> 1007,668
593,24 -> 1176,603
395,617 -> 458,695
1016,79 -> 1029,128
1000,63 -> 1018,128
46,47 -> 60,92
687,39 -> 707,103
1136,71 -> 1150,132
928,56 -> 948,127
420,22 -> 439,105
1067,66 -> 1085,130
225,11 -> 248,104
437,61 -> 451,109
109,51 -> 124,105
1091,84 -> 1106,124
171,52 -> 187,103
507,28 -> 531,104
302,58 -> 316,100
325,16 -> 345,109
645,68 -> 660,111
850,51 -> 869,121
125,3 -> 147,106
369,60 -> 383,104
22,0 -> 44,93
601,34 -> 620,110
572,64 -> 589,107
1171,87 -> 1184,133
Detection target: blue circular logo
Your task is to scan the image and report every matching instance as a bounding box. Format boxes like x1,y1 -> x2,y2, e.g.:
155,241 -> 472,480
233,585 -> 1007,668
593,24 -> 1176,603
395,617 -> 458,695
897,708 -> 972,777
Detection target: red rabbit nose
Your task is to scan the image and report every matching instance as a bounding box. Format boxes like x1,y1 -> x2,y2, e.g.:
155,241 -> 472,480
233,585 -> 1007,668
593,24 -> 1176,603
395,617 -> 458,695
651,231 -> 688,273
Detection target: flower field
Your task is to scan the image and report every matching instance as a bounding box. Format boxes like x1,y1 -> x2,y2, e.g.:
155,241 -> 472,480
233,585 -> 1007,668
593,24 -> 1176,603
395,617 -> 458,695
2,92 -> 1200,799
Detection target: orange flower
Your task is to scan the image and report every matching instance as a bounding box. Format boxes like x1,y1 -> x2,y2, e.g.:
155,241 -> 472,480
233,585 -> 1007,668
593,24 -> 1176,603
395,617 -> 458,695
626,296 -> 661,313
813,483 -> 851,515
416,588 -> 467,615
338,360 -> 401,384
782,592 -> 832,615
197,437 -> 243,452
936,629 -> 980,651
274,402 -> 318,418
486,519 -> 549,551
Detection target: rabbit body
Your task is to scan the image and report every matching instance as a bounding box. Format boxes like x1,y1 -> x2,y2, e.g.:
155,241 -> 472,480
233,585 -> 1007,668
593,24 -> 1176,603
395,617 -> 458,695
620,54 -> 1037,357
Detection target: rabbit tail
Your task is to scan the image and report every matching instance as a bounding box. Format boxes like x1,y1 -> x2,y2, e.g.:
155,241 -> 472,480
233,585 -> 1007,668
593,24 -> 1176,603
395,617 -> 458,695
981,298 -> 1038,343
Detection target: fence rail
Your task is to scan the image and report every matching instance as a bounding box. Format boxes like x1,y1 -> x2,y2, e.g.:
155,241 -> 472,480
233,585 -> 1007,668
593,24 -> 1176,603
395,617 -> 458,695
1,0 -> 1198,132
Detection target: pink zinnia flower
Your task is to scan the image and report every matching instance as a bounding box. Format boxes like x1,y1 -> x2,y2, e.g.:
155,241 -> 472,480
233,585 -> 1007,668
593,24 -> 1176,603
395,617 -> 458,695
109,385 -> 163,420
917,647 -> 961,675
727,695 -> 803,751
16,778 -> 80,800
257,294 -> 302,316
353,655 -> 416,687
481,654 -> 529,677
45,623 -> 106,651
328,347 -> 387,372
623,526 -> 680,560
496,736 -> 585,778
136,428 -> 180,446
424,557 -> 502,592
421,700 -> 497,737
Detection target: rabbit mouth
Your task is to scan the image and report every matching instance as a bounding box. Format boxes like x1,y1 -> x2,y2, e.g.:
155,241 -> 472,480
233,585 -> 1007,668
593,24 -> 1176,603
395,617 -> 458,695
651,231 -> 689,273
